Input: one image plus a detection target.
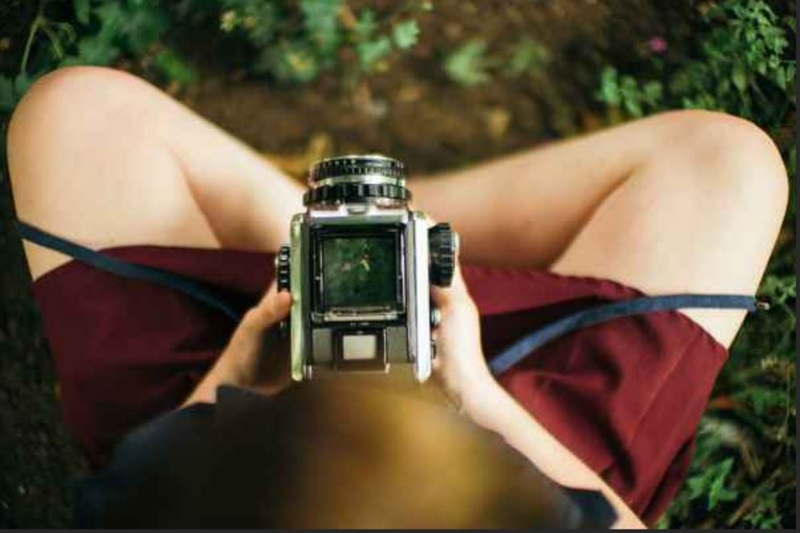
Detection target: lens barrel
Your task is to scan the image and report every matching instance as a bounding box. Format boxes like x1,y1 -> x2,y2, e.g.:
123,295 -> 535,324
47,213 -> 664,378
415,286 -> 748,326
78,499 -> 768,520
304,155 -> 410,206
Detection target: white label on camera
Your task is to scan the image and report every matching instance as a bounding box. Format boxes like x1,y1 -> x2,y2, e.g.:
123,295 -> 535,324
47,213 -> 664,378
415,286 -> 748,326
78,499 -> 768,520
342,335 -> 378,360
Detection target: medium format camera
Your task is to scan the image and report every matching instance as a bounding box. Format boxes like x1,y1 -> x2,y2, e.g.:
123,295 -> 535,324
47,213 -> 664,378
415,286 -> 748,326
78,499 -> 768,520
276,155 -> 457,382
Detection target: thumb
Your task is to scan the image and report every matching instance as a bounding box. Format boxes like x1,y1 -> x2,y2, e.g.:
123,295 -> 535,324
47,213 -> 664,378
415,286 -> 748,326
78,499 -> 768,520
247,283 -> 292,330
431,260 -> 469,310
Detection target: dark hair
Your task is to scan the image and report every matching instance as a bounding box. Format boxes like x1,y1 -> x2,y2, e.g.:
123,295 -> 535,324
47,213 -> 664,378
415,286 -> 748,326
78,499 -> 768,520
81,378 -> 588,528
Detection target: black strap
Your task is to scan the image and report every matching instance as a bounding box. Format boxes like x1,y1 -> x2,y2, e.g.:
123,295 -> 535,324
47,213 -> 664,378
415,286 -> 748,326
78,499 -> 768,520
488,293 -> 764,376
17,220 -> 766,376
16,221 -> 242,321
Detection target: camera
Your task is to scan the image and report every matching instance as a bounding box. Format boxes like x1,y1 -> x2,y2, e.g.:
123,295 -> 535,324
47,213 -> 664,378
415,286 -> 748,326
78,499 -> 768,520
276,155 -> 457,382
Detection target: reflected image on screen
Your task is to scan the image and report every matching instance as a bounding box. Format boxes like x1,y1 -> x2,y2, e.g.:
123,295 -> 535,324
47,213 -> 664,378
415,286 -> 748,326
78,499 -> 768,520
321,236 -> 398,309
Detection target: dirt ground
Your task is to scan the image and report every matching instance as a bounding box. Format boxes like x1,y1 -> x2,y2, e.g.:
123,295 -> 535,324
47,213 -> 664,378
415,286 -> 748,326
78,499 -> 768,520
185,0 -> 697,171
0,0 -> 726,527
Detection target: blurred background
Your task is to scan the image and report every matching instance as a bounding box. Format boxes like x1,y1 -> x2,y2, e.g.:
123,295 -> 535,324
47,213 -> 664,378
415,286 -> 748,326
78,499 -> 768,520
0,0 -> 795,527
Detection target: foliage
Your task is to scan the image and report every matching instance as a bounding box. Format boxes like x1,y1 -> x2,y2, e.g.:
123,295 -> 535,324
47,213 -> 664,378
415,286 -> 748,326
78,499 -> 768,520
218,0 -> 429,84
596,1 -> 797,528
596,0 -> 794,129
0,0 -> 195,166
444,39 -> 491,86
0,0 -> 431,114
444,36 -> 551,86
597,68 -> 663,118
2,0 -> 192,110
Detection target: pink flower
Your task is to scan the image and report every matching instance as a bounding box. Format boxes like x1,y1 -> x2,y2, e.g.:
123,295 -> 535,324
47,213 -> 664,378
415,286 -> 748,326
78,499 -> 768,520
647,37 -> 668,54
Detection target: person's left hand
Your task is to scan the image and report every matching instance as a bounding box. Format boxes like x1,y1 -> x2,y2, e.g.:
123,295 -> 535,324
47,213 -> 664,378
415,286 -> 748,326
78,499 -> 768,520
183,284 -> 292,406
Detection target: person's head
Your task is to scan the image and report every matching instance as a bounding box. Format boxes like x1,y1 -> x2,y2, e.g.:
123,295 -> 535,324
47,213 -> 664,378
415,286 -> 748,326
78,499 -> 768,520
88,378 -> 591,527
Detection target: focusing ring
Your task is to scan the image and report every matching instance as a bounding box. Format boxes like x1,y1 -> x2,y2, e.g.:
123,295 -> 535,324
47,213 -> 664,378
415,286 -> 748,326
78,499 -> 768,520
303,183 -> 411,205
309,155 -> 406,183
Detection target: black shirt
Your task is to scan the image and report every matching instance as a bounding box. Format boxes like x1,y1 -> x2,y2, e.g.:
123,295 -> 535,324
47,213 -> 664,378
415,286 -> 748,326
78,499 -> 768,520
73,385 -> 615,528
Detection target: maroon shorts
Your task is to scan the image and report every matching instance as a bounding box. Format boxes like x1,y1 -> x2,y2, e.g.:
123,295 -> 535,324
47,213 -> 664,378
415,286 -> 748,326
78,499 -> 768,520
31,245 -> 727,524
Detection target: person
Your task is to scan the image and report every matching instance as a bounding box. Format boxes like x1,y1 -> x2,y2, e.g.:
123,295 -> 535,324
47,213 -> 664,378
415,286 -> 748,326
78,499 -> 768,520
6,66 -> 787,528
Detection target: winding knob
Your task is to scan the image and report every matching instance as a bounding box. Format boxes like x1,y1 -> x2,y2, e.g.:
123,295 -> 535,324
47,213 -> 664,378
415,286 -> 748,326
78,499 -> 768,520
276,245 -> 291,292
429,223 -> 457,287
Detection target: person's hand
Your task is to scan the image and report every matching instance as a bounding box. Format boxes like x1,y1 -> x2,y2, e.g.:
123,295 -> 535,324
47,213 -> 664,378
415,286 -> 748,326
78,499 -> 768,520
183,284 -> 292,406
431,262 -> 500,423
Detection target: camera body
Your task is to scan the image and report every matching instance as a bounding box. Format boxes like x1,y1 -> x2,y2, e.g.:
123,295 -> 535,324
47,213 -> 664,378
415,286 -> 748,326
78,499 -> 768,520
277,155 -> 456,382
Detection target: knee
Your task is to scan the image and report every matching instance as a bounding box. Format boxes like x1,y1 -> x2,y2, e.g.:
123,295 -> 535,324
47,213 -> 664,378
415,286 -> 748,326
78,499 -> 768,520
661,109 -> 789,228
7,66 -> 151,159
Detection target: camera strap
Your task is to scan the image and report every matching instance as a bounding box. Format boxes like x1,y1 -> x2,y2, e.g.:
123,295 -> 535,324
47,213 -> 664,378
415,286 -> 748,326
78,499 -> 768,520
488,293 -> 768,376
17,220 -> 769,377
16,221 -> 242,321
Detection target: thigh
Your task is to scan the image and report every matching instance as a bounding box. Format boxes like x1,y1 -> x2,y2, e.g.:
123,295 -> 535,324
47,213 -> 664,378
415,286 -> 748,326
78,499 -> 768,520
550,117 -> 787,347
8,67 -> 304,280
410,111 -> 787,347
408,113 -> 678,268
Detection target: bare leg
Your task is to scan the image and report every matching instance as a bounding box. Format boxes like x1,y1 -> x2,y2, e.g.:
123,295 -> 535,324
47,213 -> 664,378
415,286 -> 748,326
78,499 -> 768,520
410,110 -> 788,347
10,68 -> 787,348
8,66 -> 304,280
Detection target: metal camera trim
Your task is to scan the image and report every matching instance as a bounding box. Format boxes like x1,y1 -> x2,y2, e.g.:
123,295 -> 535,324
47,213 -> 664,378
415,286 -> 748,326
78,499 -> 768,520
287,155 -> 450,383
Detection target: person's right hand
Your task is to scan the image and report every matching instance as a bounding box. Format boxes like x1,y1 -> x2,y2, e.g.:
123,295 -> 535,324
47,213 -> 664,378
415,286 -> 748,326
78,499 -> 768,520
431,262 -> 500,423
183,283 -> 292,406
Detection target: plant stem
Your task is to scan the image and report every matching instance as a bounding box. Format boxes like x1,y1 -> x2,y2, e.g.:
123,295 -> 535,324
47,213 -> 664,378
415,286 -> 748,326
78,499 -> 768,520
725,469 -> 781,526
40,21 -> 65,60
20,0 -> 52,76
20,16 -> 43,76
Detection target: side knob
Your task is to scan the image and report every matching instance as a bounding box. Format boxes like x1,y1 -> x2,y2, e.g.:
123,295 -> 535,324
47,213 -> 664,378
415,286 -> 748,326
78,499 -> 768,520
429,223 -> 457,287
430,307 -> 442,328
276,245 -> 291,292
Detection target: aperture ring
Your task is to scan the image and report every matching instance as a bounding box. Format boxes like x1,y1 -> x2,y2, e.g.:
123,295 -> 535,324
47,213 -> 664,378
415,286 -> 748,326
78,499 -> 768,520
303,183 -> 411,205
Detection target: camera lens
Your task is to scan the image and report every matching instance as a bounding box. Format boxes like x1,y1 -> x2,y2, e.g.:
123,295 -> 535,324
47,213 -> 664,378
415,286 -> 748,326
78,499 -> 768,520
304,155 -> 411,206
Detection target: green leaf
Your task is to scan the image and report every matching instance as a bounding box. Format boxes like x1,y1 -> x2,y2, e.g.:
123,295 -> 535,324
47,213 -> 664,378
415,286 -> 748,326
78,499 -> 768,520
123,2 -> 170,54
709,486 -> 739,509
354,9 -> 377,40
219,0 -> 279,46
259,41 -> 320,83
732,66 -> 747,91
505,38 -> 550,78
12,73 -> 35,100
94,2 -> 126,35
73,0 -> 91,25
643,80 -> 663,102
0,76 -> 16,112
597,67 -> 621,106
75,35 -> 120,65
357,36 -> 392,72
444,40 -> 491,86
300,0 -> 342,56
623,98 -> 642,117
774,65 -> 787,89
683,455 -> 741,513
392,20 -> 420,50
153,49 -> 195,85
